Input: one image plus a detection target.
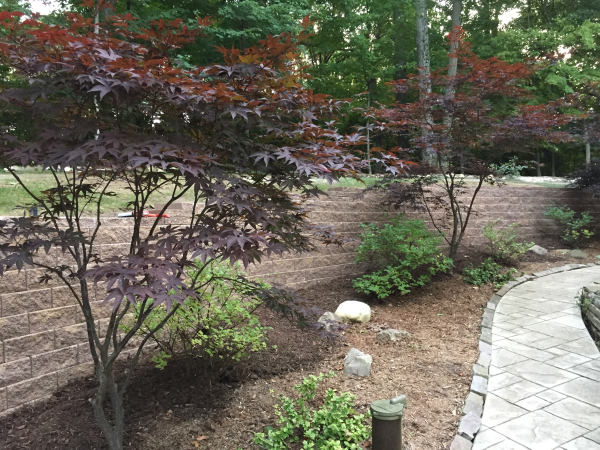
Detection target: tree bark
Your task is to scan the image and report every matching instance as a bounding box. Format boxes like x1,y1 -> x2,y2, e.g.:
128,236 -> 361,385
446,0 -> 462,96
415,0 -> 435,164
585,123 -> 591,166
552,149 -> 556,177
536,148 -> 542,176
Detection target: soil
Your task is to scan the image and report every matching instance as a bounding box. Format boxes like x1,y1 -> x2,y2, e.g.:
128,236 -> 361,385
2,242 -> 600,450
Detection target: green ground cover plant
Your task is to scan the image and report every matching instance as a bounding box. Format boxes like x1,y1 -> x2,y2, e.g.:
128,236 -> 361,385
254,373 -> 370,450
463,258 -> 518,287
544,205 -> 594,248
353,216 -> 452,299
125,259 -> 272,373
482,219 -> 534,262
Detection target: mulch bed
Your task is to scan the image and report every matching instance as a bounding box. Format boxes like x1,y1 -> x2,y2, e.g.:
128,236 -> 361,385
2,243 -> 599,450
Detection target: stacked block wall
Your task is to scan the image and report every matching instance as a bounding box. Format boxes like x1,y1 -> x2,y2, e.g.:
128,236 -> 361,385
1,186 -> 599,413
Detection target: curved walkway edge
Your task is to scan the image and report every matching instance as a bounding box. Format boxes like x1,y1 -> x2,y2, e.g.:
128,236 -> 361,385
451,263 -> 600,450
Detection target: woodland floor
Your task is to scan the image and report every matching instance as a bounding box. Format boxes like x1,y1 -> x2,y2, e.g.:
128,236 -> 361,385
2,242 -> 600,450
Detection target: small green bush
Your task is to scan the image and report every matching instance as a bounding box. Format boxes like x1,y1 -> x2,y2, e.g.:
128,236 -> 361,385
352,216 -> 453,299
492,156 -> 529,176
482,219 -> 534,262
463,257 -> 517,287
544,205 -> 594,248
126,259 -> 271,371
254,373 -> 370,450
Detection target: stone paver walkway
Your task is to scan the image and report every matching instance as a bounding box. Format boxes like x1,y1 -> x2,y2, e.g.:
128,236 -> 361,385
475,266 -> 600,450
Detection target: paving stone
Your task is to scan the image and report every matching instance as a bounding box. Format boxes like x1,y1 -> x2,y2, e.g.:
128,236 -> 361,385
472,428 -> 505,449
493,380 -> 546,403
494,410 -> 587,450
485,440 -> 528,450
503,360 -> 579,388
491,349 -> 529,368
577,360 -> 600,372
557,338 -> 600,358
473,364 -> 489,379
481,394 -> 527,428
458,411 -> 482,440
515,395 -> 550,411
554,378 -> 600,408
544,397 -> 600,430
561,437 -> 600,450
488,366 -> 504,376
507,331 -> 552,345
463,392 -> 484,417
585,428 -> 600,444
477,352 -> 492,368
536,389 -> 567,403
471,375 -> 488,397
548,315 -> 587,330
545,353 -> 591,369
493,328 -> 517,339
568,365 -> 600,382
450,435 -> 473,450
498,339 -> 563,362
488,372 -> 524,391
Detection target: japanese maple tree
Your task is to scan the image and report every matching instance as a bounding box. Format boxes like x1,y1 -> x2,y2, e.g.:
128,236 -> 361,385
0,10 -> 407,450
371,36 -> 572,261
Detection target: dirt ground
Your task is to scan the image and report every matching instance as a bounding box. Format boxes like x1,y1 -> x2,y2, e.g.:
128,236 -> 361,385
2,243 -> 600,450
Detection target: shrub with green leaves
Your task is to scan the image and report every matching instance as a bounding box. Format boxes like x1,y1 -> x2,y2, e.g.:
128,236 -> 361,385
352,216 -> 453,299
463,257 -> 518,287
544,205 -> 594,248
126,259 -> 271,371
254,373 -> 370,450
483,219 -> 534,262
492,156 -> 529,176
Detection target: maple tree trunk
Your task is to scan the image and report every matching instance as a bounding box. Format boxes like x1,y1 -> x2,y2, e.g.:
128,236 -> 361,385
91,367 -> 126,450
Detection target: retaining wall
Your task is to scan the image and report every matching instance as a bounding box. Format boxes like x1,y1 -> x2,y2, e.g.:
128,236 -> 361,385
1,185 -> 600,414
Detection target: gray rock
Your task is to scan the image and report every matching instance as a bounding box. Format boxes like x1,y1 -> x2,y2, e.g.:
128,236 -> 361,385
335,300 -> 371,323
318,312 -> 342,331
472,364 -> 489,379
343,348 -> 372,377
480,328 -> 492,345
450,435 -> 473,450
568,249 -> 588,259
376,328 -> 411,343
458,411 -> 482,440
477,352 -> 492,368
463,392 -> 484,417
471,375 -> 488,397
528,245 -> 548,255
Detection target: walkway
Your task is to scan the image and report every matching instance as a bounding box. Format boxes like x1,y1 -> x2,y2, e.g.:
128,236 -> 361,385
475,266 -> 600,450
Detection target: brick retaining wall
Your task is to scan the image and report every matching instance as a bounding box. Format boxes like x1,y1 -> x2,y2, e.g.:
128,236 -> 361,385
1,185 -> 599,413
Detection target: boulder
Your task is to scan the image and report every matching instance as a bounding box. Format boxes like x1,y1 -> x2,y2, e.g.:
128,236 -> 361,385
376,328 -> 411,343
343,348 -> 372,377
335,300 -> 371,323
528,245 -> 547,255
318,312 -> 342,332
568,249 -> 588,259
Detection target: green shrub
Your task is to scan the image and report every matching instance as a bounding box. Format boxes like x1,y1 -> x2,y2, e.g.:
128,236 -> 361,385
492,156 -> 529,176
352,216 -> 453,299
482,219 -> 534,262
463,257 -> 518,287
126,259 -> 271,371
254,373 -> 370,450
544,205 -> 594,248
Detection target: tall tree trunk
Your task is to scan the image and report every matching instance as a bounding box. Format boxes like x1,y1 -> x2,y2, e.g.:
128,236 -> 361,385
585,124 -> 591,166
415,0 -> 434,164
552,149 -> 556,177
366,78 -> 375,175
392,6 -> 411,150
536,148 -> 542,176
446,0 -> 462,95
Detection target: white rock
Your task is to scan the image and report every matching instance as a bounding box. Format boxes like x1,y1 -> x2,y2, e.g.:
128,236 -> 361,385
528,245 -> 548,255
335,300 -> 371,323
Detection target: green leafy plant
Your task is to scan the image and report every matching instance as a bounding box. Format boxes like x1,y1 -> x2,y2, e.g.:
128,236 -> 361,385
544,205 -> 594,248
254,373 -> 370,450
352,216 -> 453,299
463,257 -> 518,287
492,156 -> 529,176
482,219 -> 534,262
126,259 -> 271,372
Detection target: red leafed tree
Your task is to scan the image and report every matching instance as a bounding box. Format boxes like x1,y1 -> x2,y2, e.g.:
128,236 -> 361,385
371,36 -> 573,261
0,11 -> 407,449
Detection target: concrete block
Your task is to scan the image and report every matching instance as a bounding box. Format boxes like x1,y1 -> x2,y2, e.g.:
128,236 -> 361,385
6,372 -> 57,408
0,357 -> 31,387
0,313 -> 30,340
29,305 -> 77,333
31,346 -> 78,377
1,289 -> 51,317
4,331 -> 54,362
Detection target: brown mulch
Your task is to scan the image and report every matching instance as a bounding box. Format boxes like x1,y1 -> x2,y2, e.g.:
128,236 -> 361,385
2,242 -> 600,450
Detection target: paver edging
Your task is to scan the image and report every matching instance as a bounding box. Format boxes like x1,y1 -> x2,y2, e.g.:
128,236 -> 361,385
448,262 -> 594,450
